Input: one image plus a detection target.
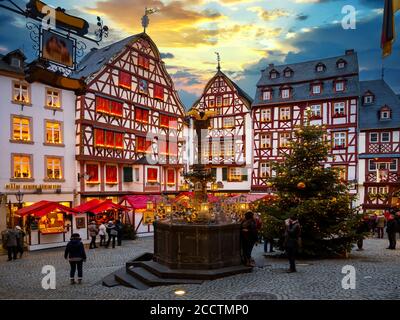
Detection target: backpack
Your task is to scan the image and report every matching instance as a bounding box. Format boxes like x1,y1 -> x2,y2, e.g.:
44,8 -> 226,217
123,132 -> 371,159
110,228 -> 118,236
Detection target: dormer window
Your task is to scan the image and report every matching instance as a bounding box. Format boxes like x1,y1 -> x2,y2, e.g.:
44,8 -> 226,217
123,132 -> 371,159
336,59 -> 347,69
380,106 -> 392,120
312,84 -> 322,95
283,68 -> 293,78
270,70 -> 279,79
11,57 -> 21,68
262,89 -> 272,101
334,80 -> 345,92
364,95 -> 374,105
316,63 -> 326,72
281,88 -> 290,99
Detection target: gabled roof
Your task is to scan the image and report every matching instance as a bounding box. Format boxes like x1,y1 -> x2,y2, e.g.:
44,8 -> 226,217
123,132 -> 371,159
359,80 -> 400,130
0,49 -> 26,75
253,51 -> 359,106
192,70 -> 253,110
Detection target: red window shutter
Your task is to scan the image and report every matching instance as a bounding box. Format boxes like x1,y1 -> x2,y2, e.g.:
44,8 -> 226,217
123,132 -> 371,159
136,137 -> 144,152
147,168 -> 158,182
146,140 -> 152,151
167,170 -> 175,184
110,101 -> 123,117
135,108 -> 143,122
115,133 -> 124,149
105,131 -> 115,148
142,109 -> 149,123
87,164 -> 99,182
159,140 -> 168,155
169,117 -> 178,130
154,85 -> 164,100
96,97 -> 110,113
169,141 -> 178,156
106,165 -> 118,183
160,114 -> 169,127
94,129 -> 105,146
138,55 -> 149,69
119,71 -> 131,89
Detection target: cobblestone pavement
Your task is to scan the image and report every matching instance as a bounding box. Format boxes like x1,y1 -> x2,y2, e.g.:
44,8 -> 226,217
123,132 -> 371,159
0,237 -> 399,300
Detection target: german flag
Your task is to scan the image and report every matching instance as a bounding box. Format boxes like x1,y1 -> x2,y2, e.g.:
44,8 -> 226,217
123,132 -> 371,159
381,0 -> 400,57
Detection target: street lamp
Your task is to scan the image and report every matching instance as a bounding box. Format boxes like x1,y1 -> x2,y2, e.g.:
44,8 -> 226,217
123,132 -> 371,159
15,190 -> 24,209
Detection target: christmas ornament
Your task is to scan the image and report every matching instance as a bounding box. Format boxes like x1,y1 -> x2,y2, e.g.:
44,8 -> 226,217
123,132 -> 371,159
297,182 -> 306,189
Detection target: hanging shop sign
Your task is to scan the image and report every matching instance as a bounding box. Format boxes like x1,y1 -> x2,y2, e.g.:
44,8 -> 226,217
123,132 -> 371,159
41,29 -> 74,67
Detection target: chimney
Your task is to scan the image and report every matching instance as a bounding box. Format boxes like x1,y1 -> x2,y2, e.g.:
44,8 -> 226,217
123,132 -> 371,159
345,49 -> 354,55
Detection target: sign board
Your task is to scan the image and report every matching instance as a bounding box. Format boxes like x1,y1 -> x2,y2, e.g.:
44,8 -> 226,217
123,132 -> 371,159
42,29 -> 74,67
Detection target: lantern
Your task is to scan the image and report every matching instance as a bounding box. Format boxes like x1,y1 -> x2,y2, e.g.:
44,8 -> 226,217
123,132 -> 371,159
211,182 -> 218,191
165,203 -> 172,214
200,203 -> 209,213
146,200 -> 154,211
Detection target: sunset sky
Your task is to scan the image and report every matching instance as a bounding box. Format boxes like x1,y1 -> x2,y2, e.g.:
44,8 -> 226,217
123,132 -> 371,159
0,0 -> 399,108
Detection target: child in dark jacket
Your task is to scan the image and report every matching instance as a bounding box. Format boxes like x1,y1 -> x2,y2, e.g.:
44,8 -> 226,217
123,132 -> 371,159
64,233 -> 87,284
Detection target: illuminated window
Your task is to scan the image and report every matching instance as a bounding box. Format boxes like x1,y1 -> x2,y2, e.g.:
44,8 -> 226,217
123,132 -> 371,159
333,132 -> 346,148
260,162 -> 271,178
147,168 -> 158,183
105,165 -> 118,184
223,117 -> 234,128
138,54 -> 150,69
119,71 -> 131,89
212,142 -> 219,157
86,164 -> 99,183
154,84 -> 164,101
279,107 -> 291,120
46,157 -> 62,180
136,136 -> 151,153
224,141 -> 234,157
167,169 -> 175,185
333,102 -> 345,116
209,100 -> 215,108
332,165 -> 347,181
46,89 -> 61,108
216,96 -> 223,107
223,97 -> 230,106
279,132 -> 291,148
310,105 -> 322,118
261,109 -> 271,122
228,167 -> 242,182
135,107 -> 149,123
260,134 -> 271,149
45,121 -> 62,144
13,81 -> 30,104
12,154 -> 32,179
12,116 -> 31,142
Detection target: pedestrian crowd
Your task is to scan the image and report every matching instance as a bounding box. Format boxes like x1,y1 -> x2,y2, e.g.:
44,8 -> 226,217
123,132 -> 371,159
1,225 -> 25,261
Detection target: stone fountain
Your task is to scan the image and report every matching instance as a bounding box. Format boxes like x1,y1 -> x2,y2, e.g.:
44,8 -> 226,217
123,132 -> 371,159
103,110 -> 251,290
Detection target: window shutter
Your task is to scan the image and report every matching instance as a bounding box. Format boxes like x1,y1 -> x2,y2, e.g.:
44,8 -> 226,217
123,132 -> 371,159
242,168 -> 248,181
123,167 -> 133,182
222,168 -> 228,181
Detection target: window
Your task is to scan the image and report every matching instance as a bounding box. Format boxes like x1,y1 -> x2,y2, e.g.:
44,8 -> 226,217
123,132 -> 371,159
312,84 -> 321,95
310,105 -> 322,118
95,130 -> 123,149
86,164 -> 99,183
368,187 -> 377,195
332,166 -> 347,181
316,64 -> 325,72
136,136 -> 152,153
11,57 -> 21,68
167,169 -> 175,185
369,160 -> 377,171
134,168 -> 140,182
123,167 -> 133,183
390,159 -> 398,171
216,96 -> 223,107
46,89 -> 61,108
223,98 -> 230,106
335,81 -> 344,92
209,100 -> 215,108
261,109 -> 271,122
135,107 -> 149,123
12,116 -> 31,142
12,154 -> 32,179
138,54 -> 150,69
154,84 -> 164,101
45,121 -> 62,144
212,142 -> 219,157
46,157 -> 62,180
147,168 -> 158,183
381,132 -> 390,143
223,117 -> 234,128
279,132 -> 291,148
284,68 -> 292,78
13,81 -> 30,104
105,165 -> 118,184
379,186 -> 389,194
260,162 -> 271,178
333,102 -> 345,116
96,96 -> 123,117
380,108 -> 391,120
369,133 -> 378,143
337,60 -> 346,69
228,167 -> 242,182
260,134 -> 271,149
333,132 -> 346,148
119,71 -> 131,89
280,107 -> 291,120
364,95 -> 374,104
222,141 -> 234,157
270,71 -> 278,79
281,89 -> 290,99
263,91 -> 271,101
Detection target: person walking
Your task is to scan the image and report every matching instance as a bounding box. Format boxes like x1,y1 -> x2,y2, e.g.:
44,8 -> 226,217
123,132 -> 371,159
356,216 -> 370,251
88,221 -> 98,249
105,220 -> 117,249
376,214 -> 386,239
115,219 -> 123,246
284,215 -> 301,273
64,233 -> 87,284
15,226 -> 26,258
386,214 -> 398,250
1,227 -> 18,261
240,212 -> 258,267
98,222 -> 106,247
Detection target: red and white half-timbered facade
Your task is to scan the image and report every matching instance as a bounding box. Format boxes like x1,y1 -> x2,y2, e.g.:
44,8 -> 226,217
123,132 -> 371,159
73,33 -> 186,202
358,80 -> 400,213
252,50 -> 359,199
191,69 -> 253,192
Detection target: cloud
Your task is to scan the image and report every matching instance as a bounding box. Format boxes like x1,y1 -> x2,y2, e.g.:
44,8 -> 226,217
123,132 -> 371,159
248,7 -> 290,21
160,52 -> 175,59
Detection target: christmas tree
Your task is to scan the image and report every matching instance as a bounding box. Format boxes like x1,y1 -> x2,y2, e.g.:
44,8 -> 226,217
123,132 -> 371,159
259,115 -> 362,257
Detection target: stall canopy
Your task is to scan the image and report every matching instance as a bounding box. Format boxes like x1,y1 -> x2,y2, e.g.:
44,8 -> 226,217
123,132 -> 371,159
17,200 -> 78,217
226,194 -> 272,204
120,195 -> 164,210
73,199 -> 129,214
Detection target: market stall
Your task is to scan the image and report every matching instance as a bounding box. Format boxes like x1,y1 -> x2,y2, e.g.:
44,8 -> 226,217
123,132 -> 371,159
73,199 -> 129,225
17,200 -> 83,251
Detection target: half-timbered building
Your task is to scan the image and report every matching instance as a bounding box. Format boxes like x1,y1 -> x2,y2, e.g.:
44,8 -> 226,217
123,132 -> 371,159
358,80 -> 400,213
252,50 -> 359,198
72,33 -> 187,203
190,67 -> 253,192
